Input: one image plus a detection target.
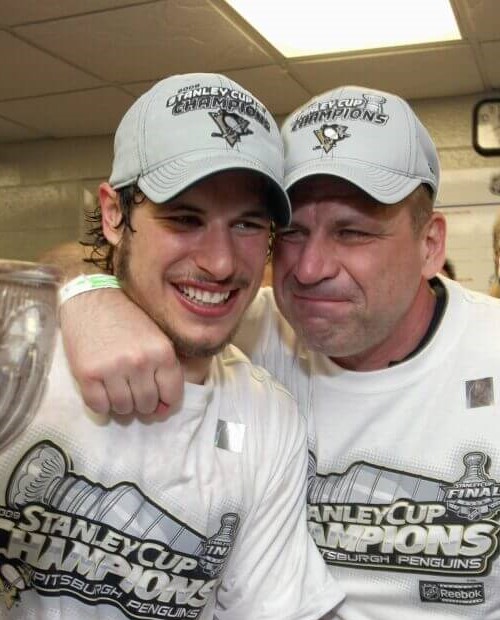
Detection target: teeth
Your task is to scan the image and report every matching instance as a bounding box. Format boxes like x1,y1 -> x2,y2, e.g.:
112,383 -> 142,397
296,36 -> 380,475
179,285 -> 231,305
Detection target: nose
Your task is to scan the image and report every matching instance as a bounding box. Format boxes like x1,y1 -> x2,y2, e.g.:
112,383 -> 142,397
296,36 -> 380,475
293,236 -> 341,286
194,226 -> 236,281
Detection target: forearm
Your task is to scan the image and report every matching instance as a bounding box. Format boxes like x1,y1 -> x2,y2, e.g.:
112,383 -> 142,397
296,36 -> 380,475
60,286 -> 183,415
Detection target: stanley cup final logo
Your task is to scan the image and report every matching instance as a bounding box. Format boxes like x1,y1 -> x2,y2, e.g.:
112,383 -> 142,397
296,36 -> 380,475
444,452 -> 500,520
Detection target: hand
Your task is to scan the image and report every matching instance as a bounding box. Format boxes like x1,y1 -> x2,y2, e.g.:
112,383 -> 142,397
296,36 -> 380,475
60,288 -> 183,415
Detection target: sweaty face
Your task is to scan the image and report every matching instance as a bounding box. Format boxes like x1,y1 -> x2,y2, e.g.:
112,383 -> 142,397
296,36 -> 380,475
272,176 -> 438,370
114,170 -> 271,359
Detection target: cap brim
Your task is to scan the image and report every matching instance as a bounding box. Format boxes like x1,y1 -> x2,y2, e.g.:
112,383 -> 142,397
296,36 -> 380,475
285,159 -> 425,205
135,152 -> 291,226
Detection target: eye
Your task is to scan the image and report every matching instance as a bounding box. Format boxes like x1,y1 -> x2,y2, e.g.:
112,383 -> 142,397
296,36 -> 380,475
233,218 -> 269,233
275,226 -> 306,243
159,215 -> 203,229
336,229 -> 373,242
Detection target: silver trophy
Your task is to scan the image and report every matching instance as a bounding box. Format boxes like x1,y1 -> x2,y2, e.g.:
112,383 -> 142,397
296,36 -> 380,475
0,260 -> 60,449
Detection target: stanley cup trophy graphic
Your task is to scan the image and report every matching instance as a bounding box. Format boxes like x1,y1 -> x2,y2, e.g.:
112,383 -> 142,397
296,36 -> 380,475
7,440 -> 240,578
0,260 -> 60,449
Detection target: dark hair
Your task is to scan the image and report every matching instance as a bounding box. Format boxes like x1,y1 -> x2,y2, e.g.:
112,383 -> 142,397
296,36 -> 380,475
84,184 -> 146,274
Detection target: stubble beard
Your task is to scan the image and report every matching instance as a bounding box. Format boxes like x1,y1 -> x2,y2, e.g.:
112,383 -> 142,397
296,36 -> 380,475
165,323 -> 239,359
115,235 -> 240,359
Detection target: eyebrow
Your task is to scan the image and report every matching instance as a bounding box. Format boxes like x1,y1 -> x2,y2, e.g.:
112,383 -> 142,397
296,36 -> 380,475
240,207 -> 270,218
158,203 -> 202,213
157,203 -> 270,219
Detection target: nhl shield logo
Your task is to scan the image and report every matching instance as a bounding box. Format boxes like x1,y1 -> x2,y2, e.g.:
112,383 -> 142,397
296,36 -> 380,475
420,582 -> 440,601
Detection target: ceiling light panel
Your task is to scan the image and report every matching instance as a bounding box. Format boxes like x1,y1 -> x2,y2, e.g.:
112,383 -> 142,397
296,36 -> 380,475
223,0 -> 462,58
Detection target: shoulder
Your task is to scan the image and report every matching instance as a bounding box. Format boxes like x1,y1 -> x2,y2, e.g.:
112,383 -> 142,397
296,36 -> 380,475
444,277 -> 500,322
439,278 -> 500,365
213,344 -> 304,435
216,344 -> 296,403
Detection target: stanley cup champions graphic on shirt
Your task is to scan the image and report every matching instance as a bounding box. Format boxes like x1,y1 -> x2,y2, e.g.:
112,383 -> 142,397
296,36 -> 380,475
307,450 -> 500,606
0,441 -> 240,617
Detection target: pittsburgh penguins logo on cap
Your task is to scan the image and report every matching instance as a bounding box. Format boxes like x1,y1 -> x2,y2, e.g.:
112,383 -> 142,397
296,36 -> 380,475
210,110 -> 253,147
313,123 -> 349,153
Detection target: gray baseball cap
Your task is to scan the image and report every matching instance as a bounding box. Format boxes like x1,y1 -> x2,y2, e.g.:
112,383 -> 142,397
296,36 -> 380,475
282,85 -> 439,204
109,73 -> 291,225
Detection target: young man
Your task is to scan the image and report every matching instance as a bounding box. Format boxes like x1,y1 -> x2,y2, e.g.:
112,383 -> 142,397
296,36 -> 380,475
0,74 -> 343,619
61,85 -> 500,618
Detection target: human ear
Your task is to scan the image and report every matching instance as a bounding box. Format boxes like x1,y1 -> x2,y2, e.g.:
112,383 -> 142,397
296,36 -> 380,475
421,212 -> 446,279
99,182 -> 123,246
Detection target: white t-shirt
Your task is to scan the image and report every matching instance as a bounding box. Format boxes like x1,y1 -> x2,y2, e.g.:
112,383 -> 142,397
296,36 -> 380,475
0,336 -> 343,619
235,278 -> 500,620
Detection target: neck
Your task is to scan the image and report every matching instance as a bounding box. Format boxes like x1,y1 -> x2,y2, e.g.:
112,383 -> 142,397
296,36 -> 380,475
180,356 -> 212,385
333,279 -> 437,371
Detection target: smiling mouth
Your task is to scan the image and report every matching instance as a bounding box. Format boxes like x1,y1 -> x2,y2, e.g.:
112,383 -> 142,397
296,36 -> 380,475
177,285 -> 232,306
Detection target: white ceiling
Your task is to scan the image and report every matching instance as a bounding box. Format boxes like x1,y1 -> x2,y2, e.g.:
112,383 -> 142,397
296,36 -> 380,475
0,0 -> 499,143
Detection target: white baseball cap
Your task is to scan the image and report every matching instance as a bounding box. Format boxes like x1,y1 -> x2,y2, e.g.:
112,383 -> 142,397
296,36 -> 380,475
109,73 -> 291,225
282,85 -> 439,204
